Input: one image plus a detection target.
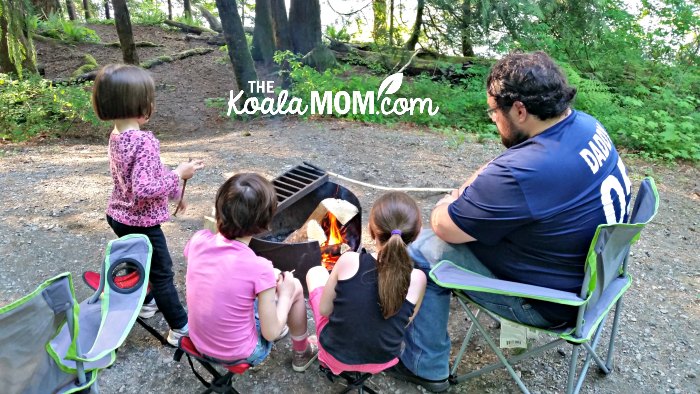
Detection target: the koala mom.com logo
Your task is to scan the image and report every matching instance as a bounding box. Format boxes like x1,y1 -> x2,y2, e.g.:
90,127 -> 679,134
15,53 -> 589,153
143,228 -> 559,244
227,73 -> 439,117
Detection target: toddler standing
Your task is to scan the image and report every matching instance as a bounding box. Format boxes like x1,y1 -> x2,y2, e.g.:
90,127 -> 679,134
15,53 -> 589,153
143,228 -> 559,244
92,64 -> 204,346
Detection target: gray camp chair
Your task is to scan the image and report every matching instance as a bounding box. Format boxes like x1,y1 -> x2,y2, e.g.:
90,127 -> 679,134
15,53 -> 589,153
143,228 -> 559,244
0,234 -> 152,394
429,177 -> 659,394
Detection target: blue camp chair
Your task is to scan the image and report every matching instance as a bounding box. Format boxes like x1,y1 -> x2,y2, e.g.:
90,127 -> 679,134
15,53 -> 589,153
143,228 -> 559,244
0,234 -> 152,394
429,177 -> 659,394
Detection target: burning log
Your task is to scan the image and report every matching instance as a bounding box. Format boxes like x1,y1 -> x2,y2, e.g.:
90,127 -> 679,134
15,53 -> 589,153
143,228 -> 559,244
284,198 -> 358,244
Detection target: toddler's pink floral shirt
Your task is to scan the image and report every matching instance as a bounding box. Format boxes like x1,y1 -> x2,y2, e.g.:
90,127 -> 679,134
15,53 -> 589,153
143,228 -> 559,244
107,129 -> 180,227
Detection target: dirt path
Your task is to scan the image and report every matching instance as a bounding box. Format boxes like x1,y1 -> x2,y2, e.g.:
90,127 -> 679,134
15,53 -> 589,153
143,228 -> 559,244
1,24 -> 698,393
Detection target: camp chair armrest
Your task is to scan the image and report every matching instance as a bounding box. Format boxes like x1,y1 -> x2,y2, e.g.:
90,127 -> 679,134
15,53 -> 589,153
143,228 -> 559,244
429,260 -> 586,306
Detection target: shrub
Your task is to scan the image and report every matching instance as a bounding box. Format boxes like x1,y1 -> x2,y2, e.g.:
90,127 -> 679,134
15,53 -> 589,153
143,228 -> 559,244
36,13 -> 100,43
0,73 -> 102,142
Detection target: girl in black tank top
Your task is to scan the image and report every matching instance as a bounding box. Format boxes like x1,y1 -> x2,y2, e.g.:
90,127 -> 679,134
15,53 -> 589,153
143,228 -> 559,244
305,192 -> 427,371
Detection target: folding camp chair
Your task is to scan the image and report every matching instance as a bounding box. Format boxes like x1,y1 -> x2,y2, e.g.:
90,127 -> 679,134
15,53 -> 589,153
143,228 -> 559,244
173,336 -> 251,394
0,234 -> 152,394
429,177 -> 659,394
319,364 -> 381,394
83,266 -> 170,346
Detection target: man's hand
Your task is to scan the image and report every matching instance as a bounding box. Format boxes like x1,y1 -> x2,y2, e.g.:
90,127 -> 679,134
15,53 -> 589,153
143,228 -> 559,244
435,190 -> 459,207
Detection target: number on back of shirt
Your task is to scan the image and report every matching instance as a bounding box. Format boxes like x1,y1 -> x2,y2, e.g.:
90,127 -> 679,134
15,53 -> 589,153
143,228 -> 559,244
600,158 -> 631,224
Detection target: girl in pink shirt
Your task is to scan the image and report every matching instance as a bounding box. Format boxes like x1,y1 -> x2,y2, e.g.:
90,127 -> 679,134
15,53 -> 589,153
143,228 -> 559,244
92,64 -> 204,346
185,173 -> 317,371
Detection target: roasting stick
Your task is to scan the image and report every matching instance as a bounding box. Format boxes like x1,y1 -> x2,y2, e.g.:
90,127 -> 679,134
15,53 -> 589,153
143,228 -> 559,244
173,158 -> 192,217
325,170 -> 453,193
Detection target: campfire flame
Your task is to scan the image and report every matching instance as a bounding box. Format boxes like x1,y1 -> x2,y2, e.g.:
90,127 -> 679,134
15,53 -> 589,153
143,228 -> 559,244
321,213 -> 345,270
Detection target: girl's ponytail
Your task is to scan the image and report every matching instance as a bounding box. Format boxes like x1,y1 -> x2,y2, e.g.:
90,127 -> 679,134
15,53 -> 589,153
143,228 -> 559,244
369,192 -> 422,319
376,231 -> 413,318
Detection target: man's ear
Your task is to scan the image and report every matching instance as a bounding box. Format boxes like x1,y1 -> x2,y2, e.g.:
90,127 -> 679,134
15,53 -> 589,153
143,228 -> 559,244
513,101 -> 528,122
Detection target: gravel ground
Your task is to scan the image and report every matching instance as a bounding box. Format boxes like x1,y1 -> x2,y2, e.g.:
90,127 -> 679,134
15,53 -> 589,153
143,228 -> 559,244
1,23 -> 698,394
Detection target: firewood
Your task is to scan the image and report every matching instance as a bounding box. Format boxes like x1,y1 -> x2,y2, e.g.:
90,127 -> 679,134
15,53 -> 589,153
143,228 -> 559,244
283,198 -> 358,244
318,198 -> 358,225
285,219 -> 326,244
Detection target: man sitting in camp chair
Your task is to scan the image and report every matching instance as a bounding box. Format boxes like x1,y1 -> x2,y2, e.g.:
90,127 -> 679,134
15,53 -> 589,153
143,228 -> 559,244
386,51 -> 633,393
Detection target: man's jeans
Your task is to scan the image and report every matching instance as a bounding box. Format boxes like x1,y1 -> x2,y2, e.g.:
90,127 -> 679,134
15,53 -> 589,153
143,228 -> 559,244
400,229 -> 551,381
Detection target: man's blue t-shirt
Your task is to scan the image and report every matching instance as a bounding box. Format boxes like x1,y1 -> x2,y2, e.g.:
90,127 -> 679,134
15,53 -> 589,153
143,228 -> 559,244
448,110 -> 632,324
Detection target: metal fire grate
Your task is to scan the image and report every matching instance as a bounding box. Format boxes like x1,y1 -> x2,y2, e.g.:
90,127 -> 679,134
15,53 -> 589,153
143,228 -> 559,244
273,162 -> 328,212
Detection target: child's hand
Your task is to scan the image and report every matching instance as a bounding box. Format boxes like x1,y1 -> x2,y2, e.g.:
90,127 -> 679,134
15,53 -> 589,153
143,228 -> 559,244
276,271 -> 295,299
174,159 -> 205,180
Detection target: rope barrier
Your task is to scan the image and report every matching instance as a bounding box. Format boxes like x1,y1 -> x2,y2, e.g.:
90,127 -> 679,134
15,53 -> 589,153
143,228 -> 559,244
326,171 -> 453,193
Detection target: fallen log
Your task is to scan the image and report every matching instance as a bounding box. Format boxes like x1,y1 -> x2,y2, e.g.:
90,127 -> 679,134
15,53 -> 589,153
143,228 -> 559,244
163,19 -> 217,35
140,47 -> 214,69
103,41 -> 162,48
196,4 -> 222,32
327,37 -> 483,82
52,47 -> 214,84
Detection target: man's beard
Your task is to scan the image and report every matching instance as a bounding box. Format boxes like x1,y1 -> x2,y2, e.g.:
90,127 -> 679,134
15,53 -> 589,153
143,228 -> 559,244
500,118 -> 529,148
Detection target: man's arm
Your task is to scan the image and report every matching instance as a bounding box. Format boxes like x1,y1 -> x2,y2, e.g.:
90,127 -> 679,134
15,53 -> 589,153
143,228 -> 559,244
457,162 -> 490,195
430,194 -> 476,244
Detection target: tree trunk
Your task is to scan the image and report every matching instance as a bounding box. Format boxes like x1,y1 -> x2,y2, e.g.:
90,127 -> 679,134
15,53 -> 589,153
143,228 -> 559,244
30,0 -> 61,17
183,0 -> 191,19
288,0 -> 321,55
1,10 -> 37,77
167,0 -> 172,20
388,0 -> 394,46
460,0 -> 474,57
104,0 -> 110,19
112,0 -> 139,64
215,0 -> 259,97
0,15 -> 16,74
372,0 -> 387,45
66,0 -> 77,20
270,0 -> 291,51
82,0 -> 91,19
405,0 -> 424,50
251,0 -> 275,64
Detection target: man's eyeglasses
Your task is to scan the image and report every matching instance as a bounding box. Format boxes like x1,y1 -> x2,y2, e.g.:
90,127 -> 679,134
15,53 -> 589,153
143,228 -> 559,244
486,106 -> 500,119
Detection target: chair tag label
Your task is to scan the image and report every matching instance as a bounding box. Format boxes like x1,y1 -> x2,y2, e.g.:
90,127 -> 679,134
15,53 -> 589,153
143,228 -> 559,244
499,320 -> 528,348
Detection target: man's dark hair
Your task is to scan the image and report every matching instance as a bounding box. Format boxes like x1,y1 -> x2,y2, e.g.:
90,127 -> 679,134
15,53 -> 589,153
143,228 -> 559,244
215,173 -> 277,240
92,64 -> 155,121
486,51 -> 576,120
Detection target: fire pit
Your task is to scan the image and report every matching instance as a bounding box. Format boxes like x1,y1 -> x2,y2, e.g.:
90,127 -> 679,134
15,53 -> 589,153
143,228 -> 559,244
248,163 -> 362,294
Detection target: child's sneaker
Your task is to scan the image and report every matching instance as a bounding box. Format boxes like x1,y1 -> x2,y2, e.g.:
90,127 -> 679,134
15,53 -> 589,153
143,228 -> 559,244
292,342 -> 318,372
139,299 -> 159,319
167,324 -> 189,347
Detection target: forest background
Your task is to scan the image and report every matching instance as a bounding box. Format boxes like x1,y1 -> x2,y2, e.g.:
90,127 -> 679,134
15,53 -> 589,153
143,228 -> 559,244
0,0 -> 698,162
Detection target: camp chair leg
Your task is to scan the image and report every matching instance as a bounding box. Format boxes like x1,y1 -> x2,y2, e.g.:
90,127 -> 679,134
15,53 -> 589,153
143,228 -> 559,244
462,307 -> 530,394
604,298 -> 624,372
454,339 -> 563,384
338,372 -> 377,394
451,298 -> 480,376
565,345 -> 581,394
570,315 -> 614,394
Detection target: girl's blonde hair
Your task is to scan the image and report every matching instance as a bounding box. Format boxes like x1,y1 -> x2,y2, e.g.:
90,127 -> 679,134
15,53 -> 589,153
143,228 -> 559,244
92,64 -> 155,121
368,191 -> 422,319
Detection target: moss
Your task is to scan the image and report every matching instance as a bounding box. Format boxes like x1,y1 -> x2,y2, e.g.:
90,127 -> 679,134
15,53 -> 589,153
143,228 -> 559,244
302,45 -> 338,72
